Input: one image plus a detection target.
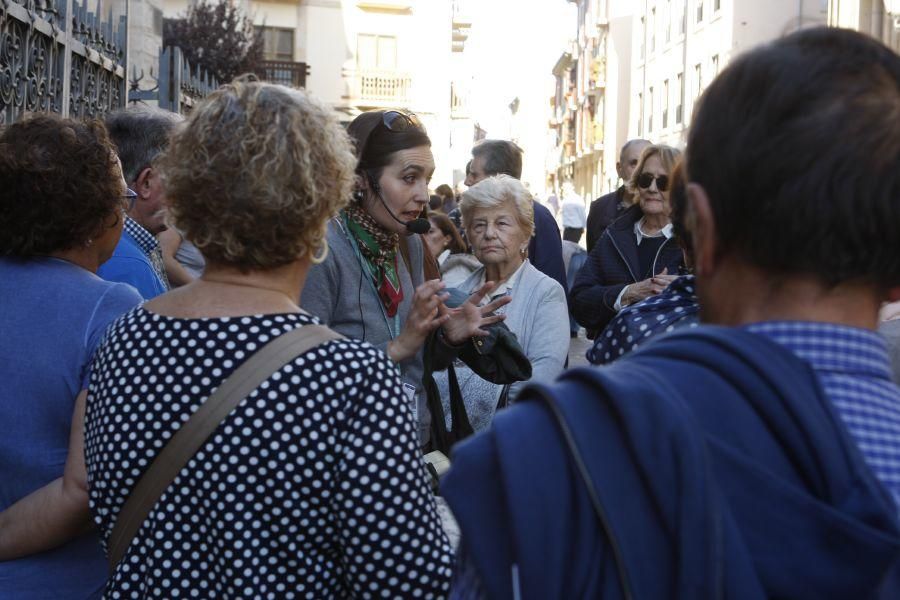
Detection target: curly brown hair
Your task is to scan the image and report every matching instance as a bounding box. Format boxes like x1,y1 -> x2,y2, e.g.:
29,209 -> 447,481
0,113 -> 121,256
159,80 -> 357,271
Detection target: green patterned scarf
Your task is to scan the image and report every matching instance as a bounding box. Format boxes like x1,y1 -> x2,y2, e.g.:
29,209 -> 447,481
344,204 -> 404,317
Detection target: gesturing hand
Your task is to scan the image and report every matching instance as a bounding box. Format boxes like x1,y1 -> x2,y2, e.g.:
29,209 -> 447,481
440,281 -> 512,346
387,280 -> 449,363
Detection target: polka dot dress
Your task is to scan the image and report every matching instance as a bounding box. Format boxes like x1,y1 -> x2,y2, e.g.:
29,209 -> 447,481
587,275 -> 701,365
84,308 -> 453,598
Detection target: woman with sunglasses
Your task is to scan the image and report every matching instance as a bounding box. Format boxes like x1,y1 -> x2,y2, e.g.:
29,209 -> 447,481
302,110 -> 508,449
570,144 -> 684,334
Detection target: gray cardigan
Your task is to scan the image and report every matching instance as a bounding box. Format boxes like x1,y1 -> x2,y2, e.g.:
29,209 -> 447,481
301,217 -> 430,443
435,260 -> 570,432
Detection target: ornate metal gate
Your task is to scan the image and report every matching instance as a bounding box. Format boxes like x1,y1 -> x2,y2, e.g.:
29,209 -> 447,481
0,0 -> 127,124
129,46 -> 219,115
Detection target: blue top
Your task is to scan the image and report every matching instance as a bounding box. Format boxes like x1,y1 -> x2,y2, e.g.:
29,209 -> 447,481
0,257 -> 142,599
444,325 -> 900,599
97,219 -> 168,300
747,321 -> 900,508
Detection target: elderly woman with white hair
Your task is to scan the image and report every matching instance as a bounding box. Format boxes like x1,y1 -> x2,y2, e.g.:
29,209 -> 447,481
435,175 -> 570,432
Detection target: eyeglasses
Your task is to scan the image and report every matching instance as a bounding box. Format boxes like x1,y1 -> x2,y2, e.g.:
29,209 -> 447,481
636,173 -> 669,192
122,188 -> 138,212
381,110 -> 423,133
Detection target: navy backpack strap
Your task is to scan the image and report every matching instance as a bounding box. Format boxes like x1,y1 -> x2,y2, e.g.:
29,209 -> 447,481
526,383 -> 635,600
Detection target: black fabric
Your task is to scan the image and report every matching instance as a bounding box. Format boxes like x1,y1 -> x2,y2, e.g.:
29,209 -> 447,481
423,288 -> 532,454
570,204 -> 683,333
636,235 -> 667,279
563,227 -> 584,243
528,201 -> 568,296
586,187 -> 628,252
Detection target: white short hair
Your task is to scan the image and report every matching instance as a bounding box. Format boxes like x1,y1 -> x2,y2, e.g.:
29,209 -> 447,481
459,174 -> 535,239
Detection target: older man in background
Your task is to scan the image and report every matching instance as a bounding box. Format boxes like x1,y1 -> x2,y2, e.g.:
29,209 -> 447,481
98,107 -> 181,299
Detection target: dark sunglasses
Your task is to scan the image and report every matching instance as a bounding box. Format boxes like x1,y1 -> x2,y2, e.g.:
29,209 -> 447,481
381,110 -> 423,132
637,172 -> 669,192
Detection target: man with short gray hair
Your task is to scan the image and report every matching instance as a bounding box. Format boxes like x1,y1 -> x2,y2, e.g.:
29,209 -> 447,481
98,107 -> 182,299
585,138 -> 650,252
464,139 -> 567,295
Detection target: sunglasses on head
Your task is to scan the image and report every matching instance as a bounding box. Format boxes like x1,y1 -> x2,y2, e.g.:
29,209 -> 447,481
637,172 -> 669,192
381,110 -> 423,132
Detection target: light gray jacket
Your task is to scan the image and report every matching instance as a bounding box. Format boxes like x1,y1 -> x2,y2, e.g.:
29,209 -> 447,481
435,260 -> 570,432
301,217 -> 430,442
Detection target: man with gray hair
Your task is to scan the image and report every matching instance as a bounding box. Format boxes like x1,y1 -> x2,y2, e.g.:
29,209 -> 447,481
464,139 -> 568,295
98,107 -> 181,299
585,138 -> 651,252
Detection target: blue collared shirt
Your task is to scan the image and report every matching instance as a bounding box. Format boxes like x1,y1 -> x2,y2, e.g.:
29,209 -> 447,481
746,321 -> 900,508
97,218 -> 169,299
122,218 -> 170,289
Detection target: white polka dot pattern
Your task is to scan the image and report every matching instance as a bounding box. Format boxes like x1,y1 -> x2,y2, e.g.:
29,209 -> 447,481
84,308 -> 453,598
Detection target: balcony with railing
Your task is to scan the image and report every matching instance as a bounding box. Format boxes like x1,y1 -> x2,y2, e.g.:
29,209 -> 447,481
347,68 -> 411,107
258,60 -> 310,88
451,82 -> 469,119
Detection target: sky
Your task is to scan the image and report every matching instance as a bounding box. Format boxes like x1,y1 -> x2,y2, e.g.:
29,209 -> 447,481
461,0 -> 576,193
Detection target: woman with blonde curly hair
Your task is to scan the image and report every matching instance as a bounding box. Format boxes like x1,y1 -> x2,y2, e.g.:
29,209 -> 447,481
0,82 -> 454,598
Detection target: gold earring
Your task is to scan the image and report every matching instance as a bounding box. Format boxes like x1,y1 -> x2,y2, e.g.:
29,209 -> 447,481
311,241 -> 329,264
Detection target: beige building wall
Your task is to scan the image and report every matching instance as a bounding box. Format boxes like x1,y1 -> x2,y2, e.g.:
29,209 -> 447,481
547,0 -> 838,199
828,0 -> 900,52
630,0 -> 826,150
161,0 -> 459,185
128,0 -> 167,100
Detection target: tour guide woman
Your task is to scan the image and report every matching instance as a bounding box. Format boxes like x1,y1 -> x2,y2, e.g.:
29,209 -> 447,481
570,144 -> 685,333
302,110 -> 509,447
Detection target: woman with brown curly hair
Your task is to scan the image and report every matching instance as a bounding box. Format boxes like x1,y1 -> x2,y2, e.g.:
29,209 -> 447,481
0,114 -> 142,598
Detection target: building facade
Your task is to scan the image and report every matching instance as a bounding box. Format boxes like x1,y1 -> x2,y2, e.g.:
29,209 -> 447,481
828,0 -> 900,52
162,0 -> 470,185
548,0 -> 846,201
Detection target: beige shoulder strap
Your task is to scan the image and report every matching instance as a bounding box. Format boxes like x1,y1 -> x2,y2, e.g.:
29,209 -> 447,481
107,323 -> 343,572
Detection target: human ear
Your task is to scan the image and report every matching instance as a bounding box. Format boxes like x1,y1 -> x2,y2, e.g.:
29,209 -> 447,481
685,183 -> 718,278
134,167 -> 153,199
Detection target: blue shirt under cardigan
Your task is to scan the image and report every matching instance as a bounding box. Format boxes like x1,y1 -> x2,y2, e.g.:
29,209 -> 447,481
444,325 -> 900,599
0,257 -> 142,599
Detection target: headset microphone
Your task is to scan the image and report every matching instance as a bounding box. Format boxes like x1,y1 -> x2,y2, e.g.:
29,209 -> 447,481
404,216 -> 432,235
369,177 -> 431,235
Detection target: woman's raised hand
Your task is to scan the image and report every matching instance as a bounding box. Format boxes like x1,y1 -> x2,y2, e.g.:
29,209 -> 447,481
387,280 -> 450,363
439,281 -> 511,345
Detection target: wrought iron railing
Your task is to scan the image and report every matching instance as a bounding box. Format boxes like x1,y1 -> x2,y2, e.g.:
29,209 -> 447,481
128,46 -> 218,115
1,0 -> 127,124
258,59 -> 309,89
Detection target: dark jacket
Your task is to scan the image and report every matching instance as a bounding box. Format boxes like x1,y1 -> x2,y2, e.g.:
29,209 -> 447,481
570,203 -> 683,333
586,187 -> 629,252
443,326 -> 900,599
528,201 -> 568,296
